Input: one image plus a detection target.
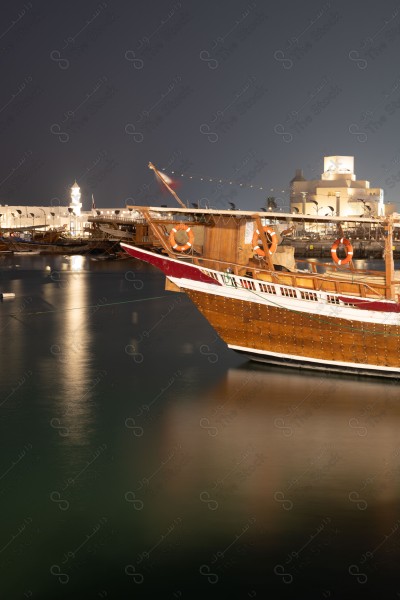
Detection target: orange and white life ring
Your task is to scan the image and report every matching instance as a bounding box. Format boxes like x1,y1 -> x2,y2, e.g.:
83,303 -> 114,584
169,223 -> 195,252
252,226 -> 278,257
331,237 -> 353,265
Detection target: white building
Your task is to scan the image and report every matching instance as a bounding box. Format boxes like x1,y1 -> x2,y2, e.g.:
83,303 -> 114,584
0,181 -> 135,236
290,156 -> 393,217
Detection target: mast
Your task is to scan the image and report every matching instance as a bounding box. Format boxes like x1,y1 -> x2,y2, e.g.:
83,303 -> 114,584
384,217 -> 395,300
148,162 -> 186,209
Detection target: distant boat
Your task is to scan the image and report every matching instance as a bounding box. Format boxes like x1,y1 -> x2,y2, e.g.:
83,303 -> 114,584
0,231 -> 119,255
1,237 -> 97,255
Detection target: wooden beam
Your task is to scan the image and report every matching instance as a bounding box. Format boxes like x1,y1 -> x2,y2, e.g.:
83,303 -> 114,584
384,217 -> 395,300
141,210 -> 172,255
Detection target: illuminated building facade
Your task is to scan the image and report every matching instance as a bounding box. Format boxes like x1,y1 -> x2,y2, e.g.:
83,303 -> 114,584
290,156 -> 393,217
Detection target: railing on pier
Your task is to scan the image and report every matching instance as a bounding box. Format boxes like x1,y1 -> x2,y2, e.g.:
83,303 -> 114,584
88,215 -> 148,225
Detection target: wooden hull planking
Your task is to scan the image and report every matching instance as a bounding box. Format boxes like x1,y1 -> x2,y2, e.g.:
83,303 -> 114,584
184,288 -> 400,375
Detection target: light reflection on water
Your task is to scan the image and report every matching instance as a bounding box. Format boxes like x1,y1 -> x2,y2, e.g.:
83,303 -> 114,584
0,255 -> 399,597
161,362 -> 400,519
69,255 -> 85,272
144,364 -> 400,596
56,267 -> 94,445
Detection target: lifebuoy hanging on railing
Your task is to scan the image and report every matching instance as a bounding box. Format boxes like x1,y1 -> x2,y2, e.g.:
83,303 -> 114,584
252,226 -> 278,257
331,237 -> 353,265
169,224 -> 195,252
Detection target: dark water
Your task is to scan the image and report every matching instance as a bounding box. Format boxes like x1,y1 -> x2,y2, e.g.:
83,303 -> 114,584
1,254 -> 400,599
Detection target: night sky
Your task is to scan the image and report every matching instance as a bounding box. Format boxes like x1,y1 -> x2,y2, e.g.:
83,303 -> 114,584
2,0 -> 400,211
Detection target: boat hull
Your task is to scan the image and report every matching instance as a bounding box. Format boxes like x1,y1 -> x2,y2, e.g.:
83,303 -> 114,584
183,288 -> 400,376
121,243 -> 400,377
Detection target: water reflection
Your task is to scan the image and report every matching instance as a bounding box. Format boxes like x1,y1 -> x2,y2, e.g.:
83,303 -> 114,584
137,363 -> 400,591
163,364 -> 400,506
52,265 -> 94,445
69,255 -> 85,272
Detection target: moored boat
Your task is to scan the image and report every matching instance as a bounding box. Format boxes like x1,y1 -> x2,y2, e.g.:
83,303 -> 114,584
117,163 -> 400,377
0,237 -> 102,255
120,201 -> 400,378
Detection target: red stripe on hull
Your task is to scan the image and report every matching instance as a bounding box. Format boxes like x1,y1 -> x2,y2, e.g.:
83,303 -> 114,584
339,296 -> 400,313
120,243 -> 221,286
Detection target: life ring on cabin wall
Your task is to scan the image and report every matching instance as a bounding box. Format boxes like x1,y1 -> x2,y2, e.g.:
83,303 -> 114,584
252,226 -> 278,257
331,237 -> 353,265
169,224 -> 195,252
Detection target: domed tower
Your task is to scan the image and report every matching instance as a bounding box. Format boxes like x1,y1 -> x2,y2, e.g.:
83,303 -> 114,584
69,181 -> 82,217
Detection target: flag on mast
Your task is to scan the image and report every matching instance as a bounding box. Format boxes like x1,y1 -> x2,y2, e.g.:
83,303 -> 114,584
154,170 -> 181,194
148,162 -> 186,208
92,194 -> 96,211
158,171 -> 180,190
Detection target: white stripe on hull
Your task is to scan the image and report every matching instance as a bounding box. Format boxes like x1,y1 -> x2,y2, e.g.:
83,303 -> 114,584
170,276 -> 400,327
228,344 -> 400,376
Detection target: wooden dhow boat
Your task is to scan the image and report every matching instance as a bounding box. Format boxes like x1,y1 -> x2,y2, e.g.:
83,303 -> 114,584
121,167 -> 400,377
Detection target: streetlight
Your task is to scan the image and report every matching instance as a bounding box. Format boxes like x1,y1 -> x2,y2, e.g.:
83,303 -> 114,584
16,209 -> 22,228
357,199 -> 371,217
300,192 -> 308,214
67,207 -> 74,234
38,208 -> 47,228
357,200 -> 372,239
29,213 -> 35,239
335,191 -> 341,216
50,212 -> 56,228
323,206 -> 335,216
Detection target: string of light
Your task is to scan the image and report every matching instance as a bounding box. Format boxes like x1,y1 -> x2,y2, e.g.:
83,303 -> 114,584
161,168 -> 287,194
8,296 -> 170,317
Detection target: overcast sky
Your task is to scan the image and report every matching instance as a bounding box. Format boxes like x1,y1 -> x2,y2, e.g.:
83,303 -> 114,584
2,0 -> 400,210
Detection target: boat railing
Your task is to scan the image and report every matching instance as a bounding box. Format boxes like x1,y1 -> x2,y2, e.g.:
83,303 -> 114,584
192,256 -> 400,301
